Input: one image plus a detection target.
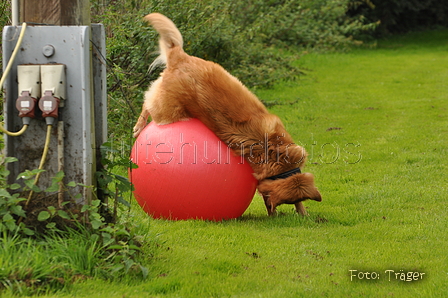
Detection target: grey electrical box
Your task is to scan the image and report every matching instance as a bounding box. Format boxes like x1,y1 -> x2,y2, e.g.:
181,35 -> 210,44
2,24 -> 107,203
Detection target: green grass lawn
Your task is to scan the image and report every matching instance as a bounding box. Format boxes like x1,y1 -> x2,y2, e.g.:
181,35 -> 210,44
6,29 -> 448,297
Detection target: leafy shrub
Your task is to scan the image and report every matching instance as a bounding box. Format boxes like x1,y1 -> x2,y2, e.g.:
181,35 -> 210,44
91,0 -> 377,142
0,155 -> 150,295
0,1 -> 11,58
228,0 -> 378,49
0,221 -> 151,295
0,0 -> 11,111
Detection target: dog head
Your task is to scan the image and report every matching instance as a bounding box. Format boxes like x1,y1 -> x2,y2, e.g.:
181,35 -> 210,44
257,172 -> 322,215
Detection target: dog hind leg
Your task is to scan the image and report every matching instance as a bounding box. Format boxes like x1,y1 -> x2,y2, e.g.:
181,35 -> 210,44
133,111 -> 150,138
133,78 -> 163,137
133,78 -> 191,137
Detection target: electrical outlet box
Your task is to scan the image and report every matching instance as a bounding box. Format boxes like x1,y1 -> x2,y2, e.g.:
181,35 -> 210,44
17,64 -> 40,98
2,24 -> 107,203
40,64 -> 66,105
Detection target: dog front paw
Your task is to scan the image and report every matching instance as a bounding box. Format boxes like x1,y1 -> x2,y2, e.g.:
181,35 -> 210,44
133,124 -> 145,138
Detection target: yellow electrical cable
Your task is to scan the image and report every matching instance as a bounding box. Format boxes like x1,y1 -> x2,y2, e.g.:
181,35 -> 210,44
0,22 -> 27,90
0,124 -> 29,136
0,22 -> 28,136
25,124 -> 52,207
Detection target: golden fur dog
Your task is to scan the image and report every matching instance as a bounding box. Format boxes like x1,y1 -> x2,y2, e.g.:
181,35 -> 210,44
133,13 -> 322,216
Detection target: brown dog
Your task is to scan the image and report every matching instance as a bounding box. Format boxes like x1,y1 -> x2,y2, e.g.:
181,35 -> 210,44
133,13 -> 322,216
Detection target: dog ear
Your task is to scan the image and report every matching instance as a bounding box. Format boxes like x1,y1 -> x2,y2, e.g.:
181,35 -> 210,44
257,180 -> 277,216
291,172 -> 322,202
261,192 -> 277,216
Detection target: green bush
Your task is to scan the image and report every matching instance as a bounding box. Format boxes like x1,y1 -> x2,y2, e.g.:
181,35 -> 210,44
228,0 -> 378,49
0,157 -> 150,294
91,0 -> 377,141
1,0 -> 378,140
0,0 -> 11,110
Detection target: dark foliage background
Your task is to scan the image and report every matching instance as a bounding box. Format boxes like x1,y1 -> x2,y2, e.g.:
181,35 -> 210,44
349,0 -> 448,35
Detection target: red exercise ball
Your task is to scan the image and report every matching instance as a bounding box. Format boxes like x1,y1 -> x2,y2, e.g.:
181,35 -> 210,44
129,118 -> 258,221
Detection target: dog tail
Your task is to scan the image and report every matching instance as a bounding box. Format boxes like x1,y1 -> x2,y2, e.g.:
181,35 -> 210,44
144,13 -> 183,70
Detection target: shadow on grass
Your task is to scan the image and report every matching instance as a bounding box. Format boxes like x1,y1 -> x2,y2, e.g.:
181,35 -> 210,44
234,210 -> 359,228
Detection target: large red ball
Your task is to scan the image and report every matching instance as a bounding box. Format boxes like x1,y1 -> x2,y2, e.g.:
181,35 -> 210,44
129,119 -> 257,221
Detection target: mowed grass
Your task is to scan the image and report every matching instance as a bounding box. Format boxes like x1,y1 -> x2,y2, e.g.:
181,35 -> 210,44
19,30 -> 448,297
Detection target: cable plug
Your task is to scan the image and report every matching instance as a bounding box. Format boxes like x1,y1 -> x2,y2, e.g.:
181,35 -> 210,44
39,90 -> 60,124
16,90 -> 37,118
